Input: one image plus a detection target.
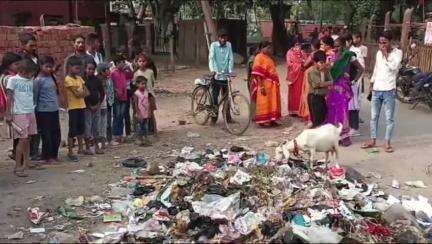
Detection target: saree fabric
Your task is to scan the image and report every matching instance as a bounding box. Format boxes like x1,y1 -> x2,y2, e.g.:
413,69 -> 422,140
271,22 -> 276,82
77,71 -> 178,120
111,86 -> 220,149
286,48 -> 306,115
251,53 -> 281,124
326,50 -> 353,140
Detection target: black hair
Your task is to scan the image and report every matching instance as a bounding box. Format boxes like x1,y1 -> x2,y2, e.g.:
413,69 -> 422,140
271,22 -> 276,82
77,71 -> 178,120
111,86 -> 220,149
38,55 -> 55,66
112,55 -> 125,65
341,33 -> 353,43
19,32 -> 36,45
17,59 -> 38,74
0,52 -> 22,75
379,30 -> 393,41
85,60 -> 97,68
218,29 -> 228,37
313,50 -> 326,63
352,31 -> 362,39
86,33 -> 99,45
135,75 -> 147,84
67,56 -> 83,67
259,41 -> 272,50
73,34 -> 85,42
321,36 -> 334,48
311,38 -> 321,50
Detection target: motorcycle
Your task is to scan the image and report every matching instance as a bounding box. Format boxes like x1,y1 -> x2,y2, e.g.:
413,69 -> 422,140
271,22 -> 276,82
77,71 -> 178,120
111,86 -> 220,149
396,58 -> 423,103
410,73 -> 432,111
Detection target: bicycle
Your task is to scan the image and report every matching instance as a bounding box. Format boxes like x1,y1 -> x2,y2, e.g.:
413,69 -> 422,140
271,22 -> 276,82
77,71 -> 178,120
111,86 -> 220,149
191,73 -> 251,135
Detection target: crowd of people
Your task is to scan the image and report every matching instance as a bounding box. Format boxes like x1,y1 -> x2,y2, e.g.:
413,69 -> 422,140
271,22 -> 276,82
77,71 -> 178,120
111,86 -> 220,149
0,32 -> 157,177
210,27 -> 401,154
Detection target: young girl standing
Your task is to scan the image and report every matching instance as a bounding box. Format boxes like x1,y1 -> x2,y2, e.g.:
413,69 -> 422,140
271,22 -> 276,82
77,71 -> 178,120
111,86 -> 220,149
33,56 -> 61,163
133,76 -> 152,146
133,53 -> 157,137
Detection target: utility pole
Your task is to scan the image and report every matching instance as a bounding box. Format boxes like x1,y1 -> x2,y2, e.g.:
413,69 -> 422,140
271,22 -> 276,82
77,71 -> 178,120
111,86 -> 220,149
199,0 -> 217,43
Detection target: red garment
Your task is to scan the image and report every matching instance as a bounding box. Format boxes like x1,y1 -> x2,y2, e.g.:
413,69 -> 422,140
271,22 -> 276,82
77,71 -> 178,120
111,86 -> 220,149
110,68 -> 133,102
286,48 -> 306,115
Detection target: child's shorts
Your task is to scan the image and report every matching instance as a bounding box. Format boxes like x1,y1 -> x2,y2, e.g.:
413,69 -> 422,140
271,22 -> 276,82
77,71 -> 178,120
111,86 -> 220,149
13,113 -> 37,139
68,108 -> 85,138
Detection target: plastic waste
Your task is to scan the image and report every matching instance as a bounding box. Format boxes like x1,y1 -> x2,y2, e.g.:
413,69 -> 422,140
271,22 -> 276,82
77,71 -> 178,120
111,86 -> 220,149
27,207 -> 49,225
405,180 -> 427,188
173,162 -> 203,176
328,165 -> 346,180
56,206 -> 83,220
256,152 -> 269,166
227,153 -> 242,164
229,170 -> 251,185
65,196 -> 84,207
265,140 -> 279,147
29,228 -> 46,234
192,192 -> 241,221
7,231 -> 24,240
186,131 -> 200,138
402,195 -> 432,218
339,201 -> 355,220
103,212 -> 122,223
234,212 -> 265,235
121,157 -> 147,168
292,214 -> 311,227
392,180 -> 400,189
292,224 -> 342,243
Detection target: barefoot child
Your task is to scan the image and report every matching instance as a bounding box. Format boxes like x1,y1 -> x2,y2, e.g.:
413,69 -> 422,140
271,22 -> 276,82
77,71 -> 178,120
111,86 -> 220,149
33,56 -> 61,163
83,61 -> 104,155
5,59 -> 38,177
65,56 -> 88,162
96,62 -> 111,149
132,76 -> 152,146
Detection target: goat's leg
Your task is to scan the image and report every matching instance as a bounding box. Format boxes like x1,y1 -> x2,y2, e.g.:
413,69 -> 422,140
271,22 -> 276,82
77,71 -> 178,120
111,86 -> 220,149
309,148 -> 316,169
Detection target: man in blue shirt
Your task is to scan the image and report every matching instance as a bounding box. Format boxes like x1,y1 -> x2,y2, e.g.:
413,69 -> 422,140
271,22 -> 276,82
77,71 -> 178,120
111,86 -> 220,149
208,29 -> 234,124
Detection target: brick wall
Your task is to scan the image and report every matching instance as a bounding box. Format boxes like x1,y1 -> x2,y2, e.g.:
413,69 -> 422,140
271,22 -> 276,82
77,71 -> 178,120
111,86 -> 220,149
0,25 -> 95,108
0,25 -> 95,79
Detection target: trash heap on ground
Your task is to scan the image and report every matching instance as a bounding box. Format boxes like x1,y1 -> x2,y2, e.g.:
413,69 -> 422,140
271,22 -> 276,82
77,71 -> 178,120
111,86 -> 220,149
25,145 -> 432,243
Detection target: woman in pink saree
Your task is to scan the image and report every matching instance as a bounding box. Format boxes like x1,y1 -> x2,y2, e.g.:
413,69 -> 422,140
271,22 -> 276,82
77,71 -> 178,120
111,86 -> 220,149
286,43 -> 307,116
326,35 -> 364,147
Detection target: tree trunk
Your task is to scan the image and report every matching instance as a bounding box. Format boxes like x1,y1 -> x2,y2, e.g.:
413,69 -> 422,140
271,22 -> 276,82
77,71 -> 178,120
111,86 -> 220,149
199,0 -> 217,43
269,2 -> 292,56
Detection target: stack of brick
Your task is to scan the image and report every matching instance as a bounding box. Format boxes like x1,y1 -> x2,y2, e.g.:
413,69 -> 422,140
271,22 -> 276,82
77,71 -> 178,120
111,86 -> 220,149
0,25 -> 95,80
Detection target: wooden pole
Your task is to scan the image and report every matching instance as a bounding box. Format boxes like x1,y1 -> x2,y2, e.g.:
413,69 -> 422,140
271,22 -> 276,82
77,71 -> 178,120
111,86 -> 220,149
401,8 -> 413,52
384,11 -> 391,31
102,0 -> 112,60
199,0 -> 217,43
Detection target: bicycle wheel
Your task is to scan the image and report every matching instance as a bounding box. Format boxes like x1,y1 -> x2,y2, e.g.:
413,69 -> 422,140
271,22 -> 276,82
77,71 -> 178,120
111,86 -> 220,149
223,93 -> 251,135
191,86 -> 211,125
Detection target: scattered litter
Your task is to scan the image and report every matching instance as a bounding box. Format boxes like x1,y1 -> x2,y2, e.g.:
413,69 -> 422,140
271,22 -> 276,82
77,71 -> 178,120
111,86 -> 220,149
25,180 -> 37,184
265,140 -> 279,147
113,156 -> 121,159
86,162 -> 93,167
57,206 -> 83,220
69,169 -> 85,174
405,180 -> 427,188
368,148 -> 380,154
103,212 -> 122,223
186,131 -> 200,138
229,170 -> 251,185
30,227 -> 46,234
368,172 -> 382,179
7,231 -> 24,240
65,196 -> 84,207
121,157 -> 147,168
392,180 -> 400,189
27,207 -> 49,225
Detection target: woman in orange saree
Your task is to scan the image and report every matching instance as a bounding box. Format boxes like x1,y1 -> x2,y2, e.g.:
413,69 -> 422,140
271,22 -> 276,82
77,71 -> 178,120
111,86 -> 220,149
251,42 -> 281,126
286,42 -> 307,116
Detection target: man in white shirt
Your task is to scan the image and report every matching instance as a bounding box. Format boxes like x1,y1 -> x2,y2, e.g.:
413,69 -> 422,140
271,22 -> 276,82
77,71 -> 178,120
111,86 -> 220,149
362,31 -> 402,153
348,31 -> 368,136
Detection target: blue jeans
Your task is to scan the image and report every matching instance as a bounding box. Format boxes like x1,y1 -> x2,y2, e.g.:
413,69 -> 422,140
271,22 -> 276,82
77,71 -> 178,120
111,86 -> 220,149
112,101 -> 127,137
370,90 -> 396,141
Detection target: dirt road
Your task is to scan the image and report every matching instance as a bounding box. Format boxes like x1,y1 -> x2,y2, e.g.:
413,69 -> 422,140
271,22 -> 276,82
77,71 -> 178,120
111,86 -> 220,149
1,64 -> 432,241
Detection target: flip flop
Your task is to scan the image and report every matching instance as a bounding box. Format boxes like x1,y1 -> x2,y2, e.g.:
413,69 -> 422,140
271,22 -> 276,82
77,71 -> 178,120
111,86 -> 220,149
361,142 -> 376,149
68,154 -> 79,162
384,146 -> 394,153
14,170 -> 28,177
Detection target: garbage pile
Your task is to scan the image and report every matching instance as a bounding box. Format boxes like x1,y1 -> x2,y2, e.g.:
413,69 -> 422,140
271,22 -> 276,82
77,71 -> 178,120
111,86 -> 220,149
28,146 -> 432,243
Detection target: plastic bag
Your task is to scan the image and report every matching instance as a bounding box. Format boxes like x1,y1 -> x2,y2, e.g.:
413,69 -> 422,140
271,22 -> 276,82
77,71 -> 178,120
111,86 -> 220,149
192,192 -> 241,221
234,212 -> 265,235
229,170 -> 251,185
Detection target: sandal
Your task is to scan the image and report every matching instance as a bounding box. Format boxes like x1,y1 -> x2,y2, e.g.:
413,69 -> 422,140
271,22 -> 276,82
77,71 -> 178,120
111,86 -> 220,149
14,170 -> 28,177
68,154 -> 79,162
384,146 -> 394,153
361,142 -> 376,149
